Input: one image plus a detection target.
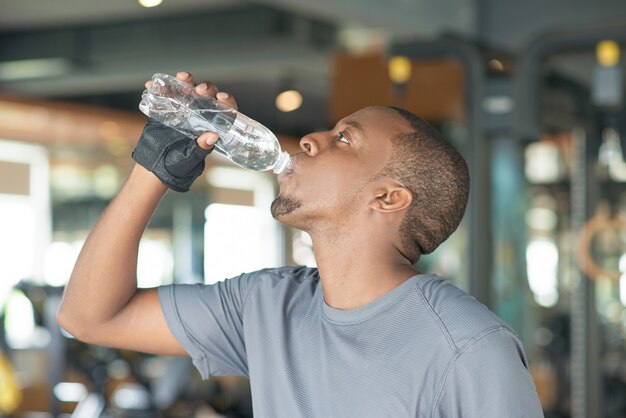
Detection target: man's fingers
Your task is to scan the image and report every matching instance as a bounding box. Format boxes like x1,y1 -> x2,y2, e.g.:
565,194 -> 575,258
144,72 -> 233,109
195,82 -> 219,97
197,132 -> 219,151
145,71 -> 193,89
216,92 -> 238,110
176,71 -> 195,85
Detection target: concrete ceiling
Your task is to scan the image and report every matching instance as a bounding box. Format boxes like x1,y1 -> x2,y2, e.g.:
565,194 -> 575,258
0,0 -> 239,30
0,0 -> 625,134
0,3 -> 343,131
0,0 -> 473,36
0,0 -> 478,133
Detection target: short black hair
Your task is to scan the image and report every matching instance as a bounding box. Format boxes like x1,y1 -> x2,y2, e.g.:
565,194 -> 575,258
380,106 -> 469,263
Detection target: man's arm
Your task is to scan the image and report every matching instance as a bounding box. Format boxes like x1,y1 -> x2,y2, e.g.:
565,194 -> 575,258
57,164 -> 187,355
57,72 -> 235,355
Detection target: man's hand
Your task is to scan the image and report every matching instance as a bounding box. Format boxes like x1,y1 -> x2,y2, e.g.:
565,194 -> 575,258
132,72 -> 239,192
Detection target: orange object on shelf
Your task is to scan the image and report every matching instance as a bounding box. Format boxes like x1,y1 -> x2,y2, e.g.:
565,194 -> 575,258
331,52 -> 466,124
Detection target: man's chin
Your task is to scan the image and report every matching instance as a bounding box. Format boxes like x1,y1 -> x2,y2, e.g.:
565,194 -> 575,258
270,195 -> 302,219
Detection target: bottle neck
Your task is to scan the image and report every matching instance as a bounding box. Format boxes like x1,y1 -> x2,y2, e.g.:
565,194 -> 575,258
272,151 -> 292,174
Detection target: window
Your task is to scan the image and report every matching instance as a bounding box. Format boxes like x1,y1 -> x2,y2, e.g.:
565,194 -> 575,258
204,167 -> 283,284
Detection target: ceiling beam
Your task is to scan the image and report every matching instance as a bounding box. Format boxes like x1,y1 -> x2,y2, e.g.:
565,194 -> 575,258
0,5 -> 336,97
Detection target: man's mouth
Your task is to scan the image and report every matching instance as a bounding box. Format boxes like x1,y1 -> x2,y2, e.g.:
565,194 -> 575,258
278,154 -> 299,178
278,167 -> 294,180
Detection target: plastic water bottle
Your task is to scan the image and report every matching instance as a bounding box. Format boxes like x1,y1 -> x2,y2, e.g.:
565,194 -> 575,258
139,73 -> 292,174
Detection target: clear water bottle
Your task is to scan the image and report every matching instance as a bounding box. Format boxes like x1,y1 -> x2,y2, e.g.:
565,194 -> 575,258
139,73 -> 292,174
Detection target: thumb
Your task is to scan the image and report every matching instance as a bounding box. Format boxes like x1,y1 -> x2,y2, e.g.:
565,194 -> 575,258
197,132 -> 219,150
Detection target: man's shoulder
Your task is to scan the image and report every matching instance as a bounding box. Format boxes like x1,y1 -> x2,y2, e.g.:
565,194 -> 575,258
414,274 -> 518,352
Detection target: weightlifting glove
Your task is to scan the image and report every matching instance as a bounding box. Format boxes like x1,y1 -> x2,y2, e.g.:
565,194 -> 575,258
132,118 -> 213,192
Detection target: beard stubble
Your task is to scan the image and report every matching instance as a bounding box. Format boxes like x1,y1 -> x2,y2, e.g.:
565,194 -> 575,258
270,195 -> 302,218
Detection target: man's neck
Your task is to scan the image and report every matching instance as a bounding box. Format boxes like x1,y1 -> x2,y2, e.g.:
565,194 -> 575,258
309,227 -> 419,310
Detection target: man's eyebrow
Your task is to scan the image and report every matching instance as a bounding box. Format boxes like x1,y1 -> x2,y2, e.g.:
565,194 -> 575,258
342,120 -> 365,137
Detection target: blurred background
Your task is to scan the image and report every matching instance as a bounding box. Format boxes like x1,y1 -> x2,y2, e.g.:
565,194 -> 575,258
0,0 -> 625,417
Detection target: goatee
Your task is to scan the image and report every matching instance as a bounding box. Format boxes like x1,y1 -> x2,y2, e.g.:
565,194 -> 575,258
271,195 -> 302,218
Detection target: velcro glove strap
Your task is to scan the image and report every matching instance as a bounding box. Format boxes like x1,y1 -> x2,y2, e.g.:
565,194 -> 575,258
132,118 -> 213,192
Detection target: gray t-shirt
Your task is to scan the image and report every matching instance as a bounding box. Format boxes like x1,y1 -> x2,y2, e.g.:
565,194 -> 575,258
159,266 -> 543,418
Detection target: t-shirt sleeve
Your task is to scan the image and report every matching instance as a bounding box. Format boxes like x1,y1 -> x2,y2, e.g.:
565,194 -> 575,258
432,328 -> 544,418
158,272 -> 259,379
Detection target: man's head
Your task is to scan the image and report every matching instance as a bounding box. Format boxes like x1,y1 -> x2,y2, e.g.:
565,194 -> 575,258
378,106 -> 469,261
271,106 -> 469,263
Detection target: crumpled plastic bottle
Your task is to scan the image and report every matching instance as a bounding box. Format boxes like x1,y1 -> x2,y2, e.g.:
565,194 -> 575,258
139,73 -> 292,174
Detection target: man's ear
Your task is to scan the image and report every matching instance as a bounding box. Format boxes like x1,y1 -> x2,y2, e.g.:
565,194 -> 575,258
368,181 -> 412,213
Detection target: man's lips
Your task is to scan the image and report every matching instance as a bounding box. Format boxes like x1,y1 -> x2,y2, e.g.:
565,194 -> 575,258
278,154 -> 300,179
284,164 -> 295,175
277,166 -> 294,181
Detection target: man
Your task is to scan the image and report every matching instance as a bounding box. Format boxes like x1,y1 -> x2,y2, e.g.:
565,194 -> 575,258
58,72 -> 543,417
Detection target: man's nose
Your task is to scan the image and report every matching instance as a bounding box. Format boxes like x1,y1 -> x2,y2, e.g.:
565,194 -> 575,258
299,134 -> 321,157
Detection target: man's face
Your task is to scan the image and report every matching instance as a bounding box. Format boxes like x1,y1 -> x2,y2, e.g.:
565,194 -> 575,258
271,106 -> 408,230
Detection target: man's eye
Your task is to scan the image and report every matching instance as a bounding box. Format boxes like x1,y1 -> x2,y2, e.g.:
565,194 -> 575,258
337,131 -> 350,144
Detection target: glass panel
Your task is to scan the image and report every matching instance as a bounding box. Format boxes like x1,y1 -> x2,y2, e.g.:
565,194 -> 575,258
0,140 -> 49,304
205,167 -> 282,284
512,42 -> 626,417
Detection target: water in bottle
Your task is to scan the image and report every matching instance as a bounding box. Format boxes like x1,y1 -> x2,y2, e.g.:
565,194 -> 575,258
139,73 -> 292,174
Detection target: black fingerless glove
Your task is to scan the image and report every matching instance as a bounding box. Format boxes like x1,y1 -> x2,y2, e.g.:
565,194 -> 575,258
132,118 -> 213,192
